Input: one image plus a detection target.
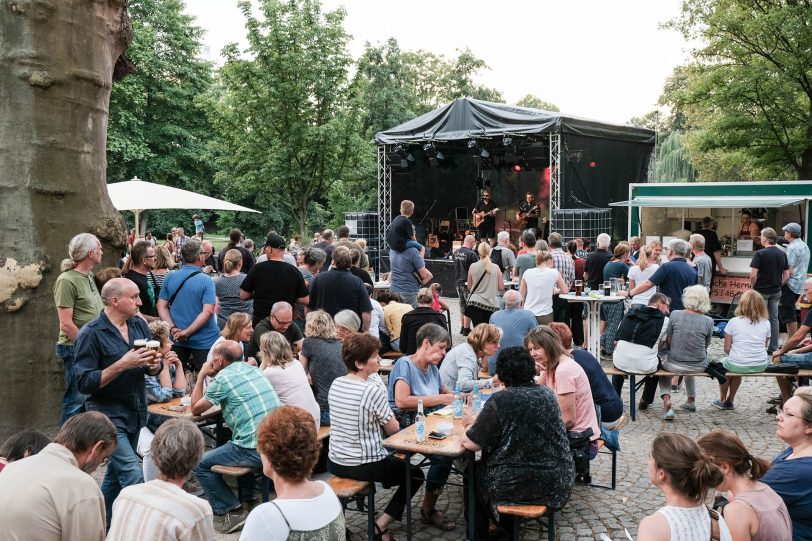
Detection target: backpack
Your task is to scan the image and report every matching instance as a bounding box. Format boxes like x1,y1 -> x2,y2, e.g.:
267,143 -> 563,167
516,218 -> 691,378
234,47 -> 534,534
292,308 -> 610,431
490,246 -> 507,272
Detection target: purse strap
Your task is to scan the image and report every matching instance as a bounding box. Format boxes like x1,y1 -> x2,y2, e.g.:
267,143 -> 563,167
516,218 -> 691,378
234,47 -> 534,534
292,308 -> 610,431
708,507 -> 721,541
168,270 -> 202,306
466,266 -> 489,304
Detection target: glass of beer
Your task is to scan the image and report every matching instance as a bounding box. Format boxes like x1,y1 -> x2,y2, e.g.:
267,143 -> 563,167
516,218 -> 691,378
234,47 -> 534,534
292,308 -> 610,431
603,281 -> 611,296
574,280 -> 583,295
133,339 -> 147,349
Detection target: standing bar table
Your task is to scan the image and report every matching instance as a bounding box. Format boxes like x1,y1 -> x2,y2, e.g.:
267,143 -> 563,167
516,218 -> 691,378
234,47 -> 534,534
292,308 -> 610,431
560,294 -> 624,359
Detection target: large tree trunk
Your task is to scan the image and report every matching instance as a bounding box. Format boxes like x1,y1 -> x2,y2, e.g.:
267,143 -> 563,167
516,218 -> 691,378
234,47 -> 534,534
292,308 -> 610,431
0,0 -> 132,438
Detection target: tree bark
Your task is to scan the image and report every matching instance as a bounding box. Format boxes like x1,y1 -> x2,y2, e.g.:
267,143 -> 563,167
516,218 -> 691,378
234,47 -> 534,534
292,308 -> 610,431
0,0 -> 132,438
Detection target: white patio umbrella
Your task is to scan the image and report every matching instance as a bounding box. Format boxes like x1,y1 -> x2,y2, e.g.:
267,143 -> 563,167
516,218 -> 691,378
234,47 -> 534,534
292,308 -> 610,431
107,176 -> 260,234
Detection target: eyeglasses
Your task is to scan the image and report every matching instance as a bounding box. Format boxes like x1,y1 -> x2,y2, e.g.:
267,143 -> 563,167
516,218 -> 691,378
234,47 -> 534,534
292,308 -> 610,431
200,251 -> 212,256
778,407 -> 811,422
272,314 -> 293,326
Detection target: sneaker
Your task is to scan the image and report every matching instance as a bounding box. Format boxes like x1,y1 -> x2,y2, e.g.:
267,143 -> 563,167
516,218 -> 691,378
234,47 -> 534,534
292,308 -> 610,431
767,395 -> 784,405
725,401 -> 735,410
215,507 -> 249,534
712,399 -> 728,411
638,400 -> 649,411
663,409 -> 675,421
766,405 -> 779,415
671,384 -> 681,393
679,402 -> 697,412
461,327 -> 471,336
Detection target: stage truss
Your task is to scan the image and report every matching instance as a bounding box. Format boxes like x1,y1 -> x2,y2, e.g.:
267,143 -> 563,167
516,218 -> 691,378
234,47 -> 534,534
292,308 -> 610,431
549,133 -> 561,211
377,145 -> 392,276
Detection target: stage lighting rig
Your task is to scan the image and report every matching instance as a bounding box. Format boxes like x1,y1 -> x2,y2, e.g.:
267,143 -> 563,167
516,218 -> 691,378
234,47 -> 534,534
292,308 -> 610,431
395,144 -> 415,168
423,143 -> 444,167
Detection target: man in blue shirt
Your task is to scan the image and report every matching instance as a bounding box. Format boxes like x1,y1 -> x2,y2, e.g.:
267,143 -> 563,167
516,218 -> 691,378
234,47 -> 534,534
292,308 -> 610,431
622,239 -> 697,312
488,290 -> 537,375
75,278 -> 163,524
780,222 -> 810,339
389,246 -> 432,308
157,239 -> 220,372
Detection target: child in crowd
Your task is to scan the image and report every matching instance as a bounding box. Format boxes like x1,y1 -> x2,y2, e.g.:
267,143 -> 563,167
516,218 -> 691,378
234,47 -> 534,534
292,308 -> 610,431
192,214 -> 204,238
386,200 -> 424,256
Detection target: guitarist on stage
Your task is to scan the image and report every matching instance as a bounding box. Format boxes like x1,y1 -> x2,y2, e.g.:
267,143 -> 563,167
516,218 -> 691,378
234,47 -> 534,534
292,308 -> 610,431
516,191 -> 540,232
473,189 -> 498,242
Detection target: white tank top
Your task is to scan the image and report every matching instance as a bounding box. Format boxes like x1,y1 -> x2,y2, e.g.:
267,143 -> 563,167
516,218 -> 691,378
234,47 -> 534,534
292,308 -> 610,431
656,505 -> 732,541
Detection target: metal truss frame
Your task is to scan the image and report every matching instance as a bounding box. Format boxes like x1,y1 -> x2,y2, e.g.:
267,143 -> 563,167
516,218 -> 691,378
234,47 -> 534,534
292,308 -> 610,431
549,133 -> 562,211
377,145 -> 392,276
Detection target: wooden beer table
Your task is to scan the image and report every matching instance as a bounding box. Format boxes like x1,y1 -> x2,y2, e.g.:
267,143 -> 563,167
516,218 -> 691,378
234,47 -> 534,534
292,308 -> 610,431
382,415 -> 476,541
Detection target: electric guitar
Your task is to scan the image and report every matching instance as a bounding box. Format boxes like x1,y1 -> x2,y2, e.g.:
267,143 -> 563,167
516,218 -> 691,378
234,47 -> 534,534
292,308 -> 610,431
473,207 -> 499,228
517,204 -> 540,230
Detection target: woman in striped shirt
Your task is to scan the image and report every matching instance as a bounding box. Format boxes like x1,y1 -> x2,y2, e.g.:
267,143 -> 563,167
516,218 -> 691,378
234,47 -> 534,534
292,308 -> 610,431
327,333 -> 425,541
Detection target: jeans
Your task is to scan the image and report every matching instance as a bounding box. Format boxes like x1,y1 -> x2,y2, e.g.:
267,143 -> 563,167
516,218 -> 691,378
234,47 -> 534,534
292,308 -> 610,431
194,442 -> 261,514
426,456 -> 453,493
102,428 -> 144,525
779,352 -> 812,368
56,344 -> 87,425
172,345 -> 210,373
320,409 -> 331,426
759,290 -> 782,353
394,291 -> 418,309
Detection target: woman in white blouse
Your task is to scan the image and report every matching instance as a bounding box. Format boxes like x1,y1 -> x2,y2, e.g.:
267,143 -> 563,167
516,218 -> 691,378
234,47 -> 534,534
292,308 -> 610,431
258,331 -> 320,427
520,251 -> 568,325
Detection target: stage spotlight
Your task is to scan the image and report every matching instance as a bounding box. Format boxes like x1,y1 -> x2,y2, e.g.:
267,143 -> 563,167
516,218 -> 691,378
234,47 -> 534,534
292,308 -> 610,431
423,143 -> 444,167
513,164 -> 522,172
395,144 -> 415,168
589,160 -> 597,168
502,136 -> 513,147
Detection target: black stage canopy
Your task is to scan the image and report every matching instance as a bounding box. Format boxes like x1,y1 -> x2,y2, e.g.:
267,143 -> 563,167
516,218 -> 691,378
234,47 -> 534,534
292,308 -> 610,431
375,97 -> 655,145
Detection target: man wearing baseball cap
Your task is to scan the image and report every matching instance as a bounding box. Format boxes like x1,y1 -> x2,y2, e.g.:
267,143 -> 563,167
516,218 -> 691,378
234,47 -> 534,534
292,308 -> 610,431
240,232 -> 309,327
780,222 -> 810,338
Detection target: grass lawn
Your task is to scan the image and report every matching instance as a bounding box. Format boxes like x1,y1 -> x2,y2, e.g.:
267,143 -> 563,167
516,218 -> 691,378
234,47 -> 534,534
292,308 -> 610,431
206,234 -> 230,252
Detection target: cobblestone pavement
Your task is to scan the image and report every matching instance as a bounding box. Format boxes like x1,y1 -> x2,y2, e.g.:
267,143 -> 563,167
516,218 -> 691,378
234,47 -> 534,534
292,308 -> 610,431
94,298 -> 790,541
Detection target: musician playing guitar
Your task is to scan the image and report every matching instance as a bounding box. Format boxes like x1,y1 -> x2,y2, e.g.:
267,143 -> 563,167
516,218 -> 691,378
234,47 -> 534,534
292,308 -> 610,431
473,189 -> 498,242
516,191 -> 541,231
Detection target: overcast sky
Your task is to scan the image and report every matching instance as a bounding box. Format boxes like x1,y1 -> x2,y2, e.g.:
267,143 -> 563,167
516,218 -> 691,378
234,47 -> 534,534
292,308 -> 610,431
184,0 -> 694,124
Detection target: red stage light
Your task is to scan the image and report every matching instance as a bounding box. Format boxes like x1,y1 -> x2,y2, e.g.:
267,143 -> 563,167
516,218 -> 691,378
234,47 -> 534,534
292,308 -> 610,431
589,161 -> 597,168
513,164 -> 522,171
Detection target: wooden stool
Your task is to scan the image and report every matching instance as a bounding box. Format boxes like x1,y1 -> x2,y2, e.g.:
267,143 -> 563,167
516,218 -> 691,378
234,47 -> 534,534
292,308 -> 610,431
326,476 -> 375,540
496,504 -> 554,541
211,464 -> 270,503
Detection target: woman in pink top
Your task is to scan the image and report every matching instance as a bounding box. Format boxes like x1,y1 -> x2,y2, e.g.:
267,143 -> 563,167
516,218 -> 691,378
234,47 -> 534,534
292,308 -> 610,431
525,326 -> 600,445
259,331 -> 320,428
698,431 -> 791,541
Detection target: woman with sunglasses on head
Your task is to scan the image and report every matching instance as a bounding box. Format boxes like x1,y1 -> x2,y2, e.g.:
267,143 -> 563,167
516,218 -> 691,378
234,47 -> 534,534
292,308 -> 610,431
762,386 -> 812,540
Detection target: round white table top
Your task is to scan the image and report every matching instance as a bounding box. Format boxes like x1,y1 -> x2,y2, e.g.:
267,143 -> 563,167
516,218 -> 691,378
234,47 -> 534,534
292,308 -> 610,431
560,293 -> 625,302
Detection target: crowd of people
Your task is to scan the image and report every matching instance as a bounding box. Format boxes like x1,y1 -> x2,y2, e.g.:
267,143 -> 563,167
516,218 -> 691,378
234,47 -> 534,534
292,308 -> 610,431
0,205 -> 811,541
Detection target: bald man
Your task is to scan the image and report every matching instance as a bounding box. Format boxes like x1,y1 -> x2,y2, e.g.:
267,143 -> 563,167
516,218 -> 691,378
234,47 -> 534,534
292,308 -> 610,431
75,278 -> 163,523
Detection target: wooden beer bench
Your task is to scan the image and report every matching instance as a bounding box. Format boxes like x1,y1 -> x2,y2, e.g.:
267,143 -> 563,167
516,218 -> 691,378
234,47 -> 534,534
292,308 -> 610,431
604,366 -> 812,421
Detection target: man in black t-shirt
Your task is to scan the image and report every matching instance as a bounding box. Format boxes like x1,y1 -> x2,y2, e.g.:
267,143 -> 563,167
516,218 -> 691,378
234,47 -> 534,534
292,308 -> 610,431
750,227 -> 789,353
217,228 -> 255,274
473,189 -> 498,242
308,247 -> 372,329
516,191 -> 540,231
313,229 -> 335,266
694,216 -> 727,276
584,233 -> 613,291
453,235 -> 479,335
240,233 -> 309,326
124,241 -> 158,320
246,301 -> 304,357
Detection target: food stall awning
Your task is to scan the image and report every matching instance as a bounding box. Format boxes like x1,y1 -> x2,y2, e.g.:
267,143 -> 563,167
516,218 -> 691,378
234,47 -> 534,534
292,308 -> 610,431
610,195 -> 809,208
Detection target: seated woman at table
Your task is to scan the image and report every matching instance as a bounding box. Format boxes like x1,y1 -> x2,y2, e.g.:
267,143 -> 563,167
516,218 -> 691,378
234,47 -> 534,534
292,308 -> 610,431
549,322 -> 624,451
697,430 -> 792,541
521,251 -> 568,325
715,290 -> 771,411
139,320 -> 187,481
328,333 -> 425,541
637,432 -> 732,541
525,326 -> 600,462
206,312 -> 255,365
300,310 -> 347,426
398,288 -> 449,355
658,285 -> 714,421
761,386 -> 812,540
462,346 -> 574,538
258,331 -> 320,428
242,406 -> 345,541
439,323 -> 501,392
388,322 -> 457,531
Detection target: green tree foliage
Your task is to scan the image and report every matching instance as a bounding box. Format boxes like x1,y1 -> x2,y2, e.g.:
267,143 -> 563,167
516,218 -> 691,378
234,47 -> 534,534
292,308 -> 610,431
663,0 -> 812,179
207,0 -> 368,236
107,0 -> 214,190
515,94 -> 559,112
654,131 -> 696,182
402,48 -> 503,115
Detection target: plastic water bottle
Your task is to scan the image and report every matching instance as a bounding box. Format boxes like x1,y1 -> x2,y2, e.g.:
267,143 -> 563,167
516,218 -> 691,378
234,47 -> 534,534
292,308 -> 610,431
415,400 -> 426,442
452,385 -> 463,419
472,381 -> 482,413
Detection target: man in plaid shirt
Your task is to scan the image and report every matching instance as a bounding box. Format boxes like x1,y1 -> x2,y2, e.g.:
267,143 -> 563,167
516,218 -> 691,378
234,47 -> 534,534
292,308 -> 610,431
191,340 -> 280,534
548,232 -> 575,323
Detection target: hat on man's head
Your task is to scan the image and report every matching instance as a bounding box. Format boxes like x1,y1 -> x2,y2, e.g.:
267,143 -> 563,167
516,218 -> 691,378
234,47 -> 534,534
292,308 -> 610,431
782,222 -> 802,237
264,232 -> 286,249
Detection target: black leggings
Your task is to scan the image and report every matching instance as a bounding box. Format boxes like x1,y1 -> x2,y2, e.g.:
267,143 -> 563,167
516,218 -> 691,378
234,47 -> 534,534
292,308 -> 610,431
328,456 -> 425,521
